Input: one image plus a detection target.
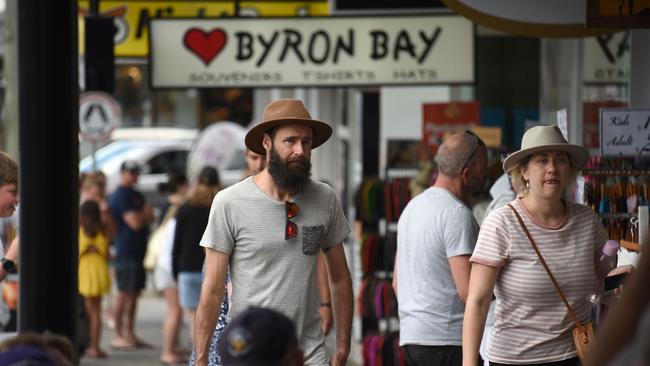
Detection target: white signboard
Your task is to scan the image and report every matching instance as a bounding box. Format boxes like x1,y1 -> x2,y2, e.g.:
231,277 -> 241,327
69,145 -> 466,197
600,108 -> 650,156
149,16 -> 474,87
79,92 -> 122,143
583,31 -> 630,84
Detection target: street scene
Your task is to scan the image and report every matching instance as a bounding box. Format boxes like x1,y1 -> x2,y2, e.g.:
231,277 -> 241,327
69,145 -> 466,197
0,1 -> 649,366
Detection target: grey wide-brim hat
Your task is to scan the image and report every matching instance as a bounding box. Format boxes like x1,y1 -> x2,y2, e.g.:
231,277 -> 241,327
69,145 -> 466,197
245,99 -> 333,155
502,125 -> 589,173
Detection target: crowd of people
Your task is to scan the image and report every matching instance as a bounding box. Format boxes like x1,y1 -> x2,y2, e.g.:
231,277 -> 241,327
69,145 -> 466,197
0,99 -> 648,366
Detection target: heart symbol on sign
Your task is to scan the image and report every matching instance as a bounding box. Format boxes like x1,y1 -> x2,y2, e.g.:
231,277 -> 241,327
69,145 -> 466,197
183,28 -> 227,66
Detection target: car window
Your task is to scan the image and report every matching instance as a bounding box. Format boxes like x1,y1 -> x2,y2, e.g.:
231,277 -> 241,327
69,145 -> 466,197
79,142 -> 142,172
145,150 -> 189,175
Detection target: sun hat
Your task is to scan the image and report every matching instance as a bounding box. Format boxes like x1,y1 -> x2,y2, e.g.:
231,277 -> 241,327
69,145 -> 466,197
502,125 -> 589,173
245,99 -> 333,155
218,307 -> 298,366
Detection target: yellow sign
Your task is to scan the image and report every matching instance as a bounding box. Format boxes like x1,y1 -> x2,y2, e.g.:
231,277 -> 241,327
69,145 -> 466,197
78,1 -> 329,57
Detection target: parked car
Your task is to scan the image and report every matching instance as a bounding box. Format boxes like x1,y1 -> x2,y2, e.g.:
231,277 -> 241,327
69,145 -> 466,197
79,126 -> 247,216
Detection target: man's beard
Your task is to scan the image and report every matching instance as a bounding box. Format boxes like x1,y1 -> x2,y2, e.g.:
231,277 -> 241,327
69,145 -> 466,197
268,148 -> 312,193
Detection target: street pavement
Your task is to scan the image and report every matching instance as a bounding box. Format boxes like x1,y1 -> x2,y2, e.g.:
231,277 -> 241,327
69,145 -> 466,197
79,289 -> 361,365
80,290 -> 191,366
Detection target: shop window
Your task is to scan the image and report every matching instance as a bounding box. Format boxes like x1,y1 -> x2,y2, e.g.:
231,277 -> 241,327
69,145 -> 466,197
200,88 -> 253,129
114,64 -> 150,127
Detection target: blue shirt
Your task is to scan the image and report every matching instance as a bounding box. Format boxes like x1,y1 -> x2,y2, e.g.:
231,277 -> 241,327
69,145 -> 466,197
109,185 -> 149,265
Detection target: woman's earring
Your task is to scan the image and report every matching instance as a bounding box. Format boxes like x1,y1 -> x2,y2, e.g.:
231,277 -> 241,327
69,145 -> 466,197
526,180 -> 530,188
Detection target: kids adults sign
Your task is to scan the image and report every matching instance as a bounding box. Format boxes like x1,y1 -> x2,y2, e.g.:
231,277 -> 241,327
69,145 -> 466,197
149,16 -> 474,87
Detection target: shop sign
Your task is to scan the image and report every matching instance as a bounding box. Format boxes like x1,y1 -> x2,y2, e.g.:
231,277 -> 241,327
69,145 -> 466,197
77,1 -> 329,58
149,15 -> 474,87
600,108 -> 650,156
422,101 -> 480,153
583,31 -> 630,84
583,101 -> 627,149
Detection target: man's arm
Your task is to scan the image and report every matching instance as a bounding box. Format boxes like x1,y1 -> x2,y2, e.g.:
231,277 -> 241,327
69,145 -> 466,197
449,255 -> 472,302
122,203 -> 154,231
194,248 -> 229,366
317,252 -> 333,335
323,243 -> 353,366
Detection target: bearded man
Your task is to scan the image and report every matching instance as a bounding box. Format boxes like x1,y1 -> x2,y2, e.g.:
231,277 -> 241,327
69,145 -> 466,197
194,99 -> 353,366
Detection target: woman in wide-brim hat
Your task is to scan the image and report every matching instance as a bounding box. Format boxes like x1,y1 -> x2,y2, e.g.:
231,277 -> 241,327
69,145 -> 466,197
462,125 -> 630,366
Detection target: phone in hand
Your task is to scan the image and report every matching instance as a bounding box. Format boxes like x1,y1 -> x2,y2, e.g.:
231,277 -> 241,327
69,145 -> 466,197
603,273 -> 629,295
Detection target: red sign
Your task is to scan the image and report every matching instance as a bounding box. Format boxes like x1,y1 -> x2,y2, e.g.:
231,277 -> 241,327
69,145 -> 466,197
422,101 -> 480,153
583,100 -> 627,149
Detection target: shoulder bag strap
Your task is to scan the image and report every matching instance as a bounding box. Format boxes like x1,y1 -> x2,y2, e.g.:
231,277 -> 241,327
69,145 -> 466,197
507,203 -> 583,328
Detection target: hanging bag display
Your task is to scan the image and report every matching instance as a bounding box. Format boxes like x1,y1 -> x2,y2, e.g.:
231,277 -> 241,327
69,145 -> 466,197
507,204 -> 595,363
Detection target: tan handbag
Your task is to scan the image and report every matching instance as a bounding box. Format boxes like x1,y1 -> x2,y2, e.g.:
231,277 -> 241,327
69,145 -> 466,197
508,204 -> 595,363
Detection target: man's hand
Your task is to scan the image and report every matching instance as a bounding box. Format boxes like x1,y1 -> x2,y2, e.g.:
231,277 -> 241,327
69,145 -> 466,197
320,304 -> 333,335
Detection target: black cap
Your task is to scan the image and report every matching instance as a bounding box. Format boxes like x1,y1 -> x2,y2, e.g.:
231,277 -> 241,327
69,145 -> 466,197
218,307 -> 297,366
120,160 -> 141,174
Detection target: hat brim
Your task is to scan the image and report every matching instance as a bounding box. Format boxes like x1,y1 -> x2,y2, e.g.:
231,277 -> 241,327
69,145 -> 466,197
245,118 -> 333,155
502,143 -> 590,173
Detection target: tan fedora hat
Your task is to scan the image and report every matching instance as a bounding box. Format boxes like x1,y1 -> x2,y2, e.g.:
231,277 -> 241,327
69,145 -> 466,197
502,125 -> 589,173
245,99 -> 333,155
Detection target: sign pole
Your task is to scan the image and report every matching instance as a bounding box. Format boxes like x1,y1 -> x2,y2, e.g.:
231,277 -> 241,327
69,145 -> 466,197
92,141 -> 98,172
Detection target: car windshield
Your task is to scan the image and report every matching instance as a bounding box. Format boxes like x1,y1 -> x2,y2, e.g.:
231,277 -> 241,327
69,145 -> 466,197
79,141 -> 147,172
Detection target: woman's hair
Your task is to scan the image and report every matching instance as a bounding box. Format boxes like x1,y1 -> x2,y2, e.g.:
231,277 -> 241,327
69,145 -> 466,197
80,172 -> 107,197
189,167 -> 221,207
511,152 -> 579,197
79,200 -> 102,237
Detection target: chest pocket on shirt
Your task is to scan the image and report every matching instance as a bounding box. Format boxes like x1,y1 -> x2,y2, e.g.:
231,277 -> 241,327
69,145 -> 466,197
302,225 -> 325,255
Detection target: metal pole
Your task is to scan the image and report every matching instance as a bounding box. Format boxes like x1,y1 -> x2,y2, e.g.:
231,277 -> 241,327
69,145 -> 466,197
92,142 -> 98,172
17,0 -> 79,349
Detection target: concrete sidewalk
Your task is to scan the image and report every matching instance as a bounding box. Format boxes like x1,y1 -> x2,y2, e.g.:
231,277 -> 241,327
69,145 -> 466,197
80,292 -> 191,366
79,291 -> 361,365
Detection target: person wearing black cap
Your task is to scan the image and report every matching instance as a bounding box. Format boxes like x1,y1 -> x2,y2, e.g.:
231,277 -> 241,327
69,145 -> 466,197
218,307 -> 303,366
194,99 -> 353,366
108,160 -> 155,350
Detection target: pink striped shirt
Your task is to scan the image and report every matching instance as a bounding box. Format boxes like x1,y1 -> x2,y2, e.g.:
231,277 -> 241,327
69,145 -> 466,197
471,199 -> 606,364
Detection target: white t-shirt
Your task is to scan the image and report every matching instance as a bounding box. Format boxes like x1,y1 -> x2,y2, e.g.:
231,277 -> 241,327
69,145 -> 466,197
396,187 -> 479,346
471,199 -> 606,364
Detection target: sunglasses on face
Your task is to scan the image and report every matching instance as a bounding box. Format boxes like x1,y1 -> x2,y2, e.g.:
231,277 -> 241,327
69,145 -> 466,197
285,201 -> 299,240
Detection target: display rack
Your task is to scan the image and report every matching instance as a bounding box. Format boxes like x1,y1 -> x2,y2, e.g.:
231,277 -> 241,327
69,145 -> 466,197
582,156 -> 650,265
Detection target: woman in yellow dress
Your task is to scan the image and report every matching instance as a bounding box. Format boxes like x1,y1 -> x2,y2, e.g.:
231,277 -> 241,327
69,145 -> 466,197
79,200 -> 111,358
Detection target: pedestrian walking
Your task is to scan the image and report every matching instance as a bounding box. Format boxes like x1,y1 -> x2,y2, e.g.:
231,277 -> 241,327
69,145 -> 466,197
193,98 -> 353,366
462,125 -> 633,366
393,131 -> 487,366
173,166 -> 221,344
149,171 -> 190,365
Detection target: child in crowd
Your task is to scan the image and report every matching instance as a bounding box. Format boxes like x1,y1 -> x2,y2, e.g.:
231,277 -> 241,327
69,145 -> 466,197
78,200 -> 112,359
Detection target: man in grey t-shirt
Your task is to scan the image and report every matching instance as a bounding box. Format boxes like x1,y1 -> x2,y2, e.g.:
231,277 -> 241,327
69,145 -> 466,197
194,99 -> 353,366
393,131 -> 487,366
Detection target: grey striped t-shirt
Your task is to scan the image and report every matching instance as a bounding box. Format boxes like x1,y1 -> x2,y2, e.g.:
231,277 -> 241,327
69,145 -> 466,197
200,177 -> 350,365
